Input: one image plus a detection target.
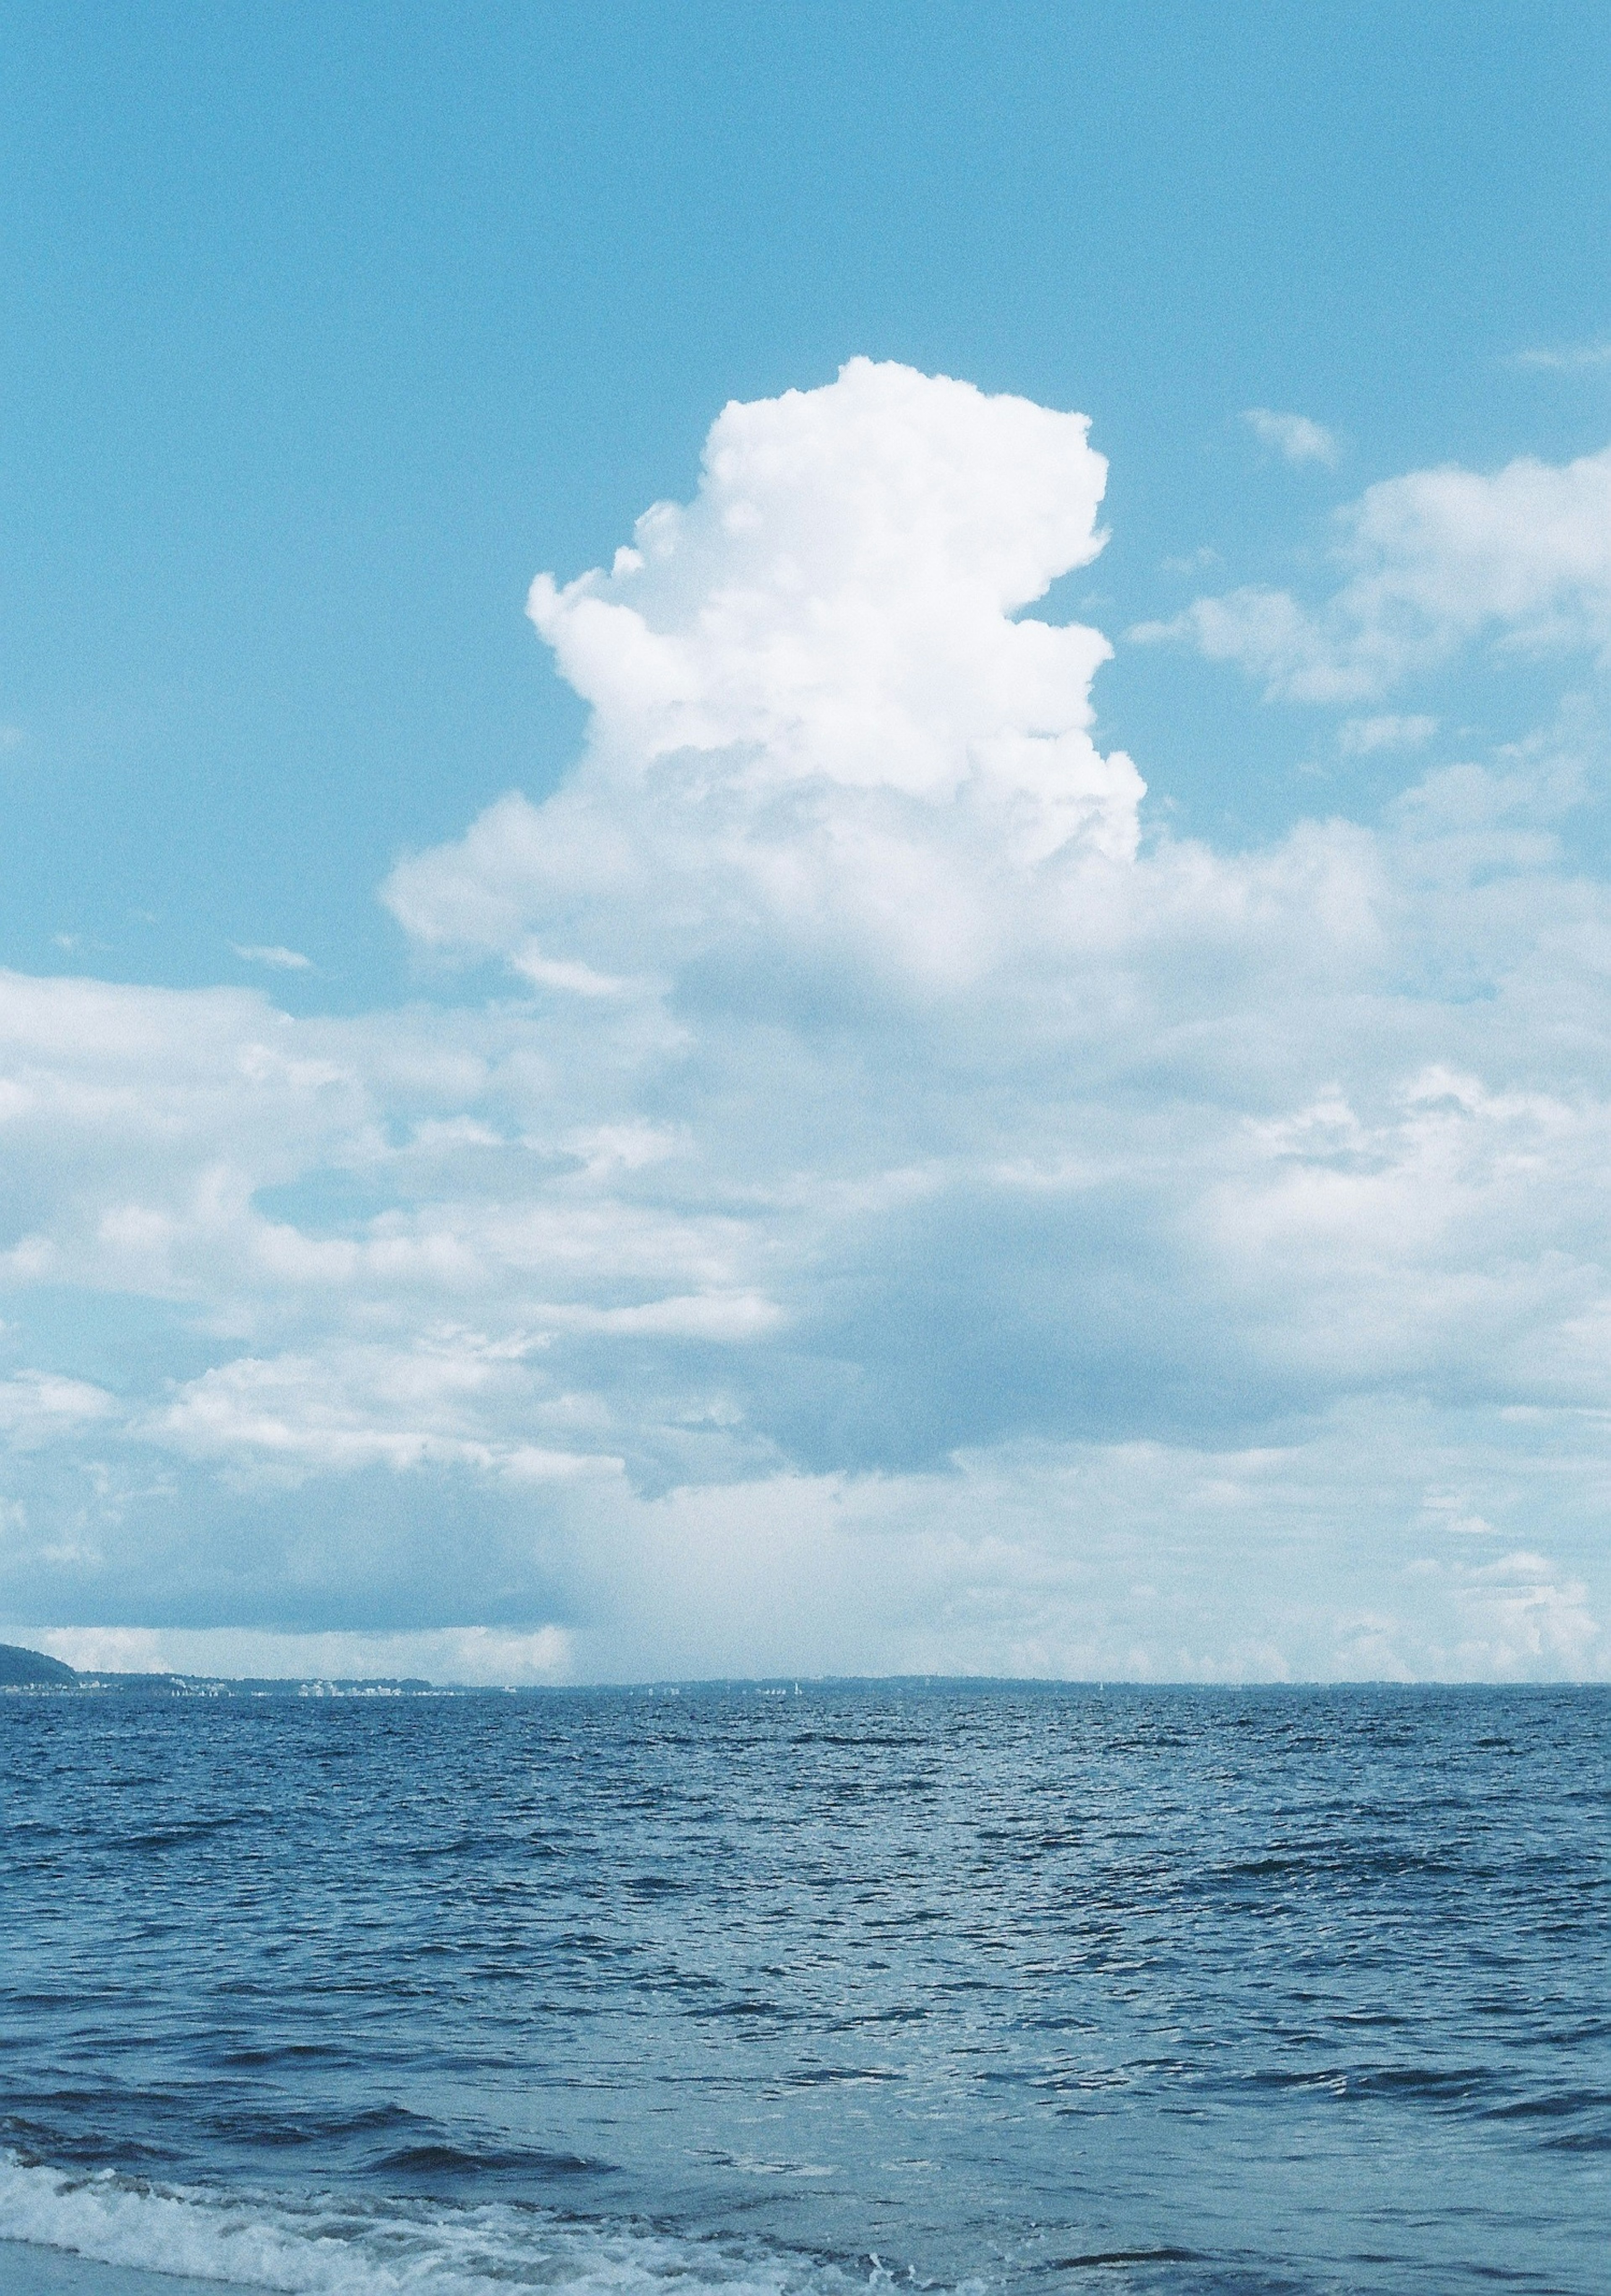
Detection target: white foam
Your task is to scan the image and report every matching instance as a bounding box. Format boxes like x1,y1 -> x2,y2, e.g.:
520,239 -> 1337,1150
0,2155 -> 847,2296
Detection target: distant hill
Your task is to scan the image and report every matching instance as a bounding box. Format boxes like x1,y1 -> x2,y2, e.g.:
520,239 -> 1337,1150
0,1641 -> 78,1686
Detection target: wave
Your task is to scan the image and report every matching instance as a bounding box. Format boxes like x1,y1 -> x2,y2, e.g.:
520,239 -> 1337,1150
0,2153 -> 866,2296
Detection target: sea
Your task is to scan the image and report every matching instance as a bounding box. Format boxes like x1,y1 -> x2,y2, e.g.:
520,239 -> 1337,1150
0,1682 -> 1606,2296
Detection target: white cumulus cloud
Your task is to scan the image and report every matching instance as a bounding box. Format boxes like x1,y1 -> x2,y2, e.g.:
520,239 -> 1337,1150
386,359 -> 1146,1000
0,1371 -> 117,1448
3,364 -> 1611,1678
1136,442 -> 1611,702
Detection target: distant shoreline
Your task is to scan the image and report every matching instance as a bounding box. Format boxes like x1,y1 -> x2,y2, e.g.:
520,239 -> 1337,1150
1,1674 -> 438,1698
0,1638 -> 435,1698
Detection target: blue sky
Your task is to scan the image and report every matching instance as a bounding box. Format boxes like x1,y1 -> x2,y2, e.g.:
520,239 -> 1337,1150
4,5 -> 1611,1681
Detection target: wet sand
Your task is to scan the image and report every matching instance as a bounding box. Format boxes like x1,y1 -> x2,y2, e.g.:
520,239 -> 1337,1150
0,2242 -> 226,2295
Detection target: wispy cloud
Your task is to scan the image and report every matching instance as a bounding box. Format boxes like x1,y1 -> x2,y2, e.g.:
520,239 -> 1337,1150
1340,713 -> 1437,755
232,942 -> 313,971
1161,546 -> 1223,576
1510,341 -> 1611,373
1243,407 -> 1338,467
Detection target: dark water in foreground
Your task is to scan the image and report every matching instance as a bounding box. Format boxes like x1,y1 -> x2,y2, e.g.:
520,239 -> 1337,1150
0,1683 -> 1606,2296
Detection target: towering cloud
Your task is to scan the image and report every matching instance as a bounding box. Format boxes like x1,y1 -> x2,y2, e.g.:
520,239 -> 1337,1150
385,359 -> 1145,994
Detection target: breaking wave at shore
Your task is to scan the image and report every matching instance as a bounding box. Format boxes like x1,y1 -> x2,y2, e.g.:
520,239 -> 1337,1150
0,2154 -> 871,2296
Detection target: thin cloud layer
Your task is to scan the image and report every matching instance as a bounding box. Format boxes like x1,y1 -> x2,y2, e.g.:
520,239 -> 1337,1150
2,363 -> 1609,1678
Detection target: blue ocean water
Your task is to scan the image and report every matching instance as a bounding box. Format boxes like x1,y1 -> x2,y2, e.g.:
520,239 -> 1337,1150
0,1683 -> 1606,2296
